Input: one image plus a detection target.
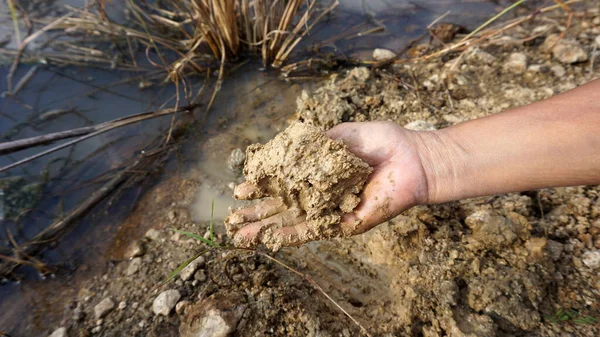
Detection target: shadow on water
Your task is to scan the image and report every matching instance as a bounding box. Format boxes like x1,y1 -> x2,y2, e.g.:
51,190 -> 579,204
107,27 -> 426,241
0,0 -> 502,335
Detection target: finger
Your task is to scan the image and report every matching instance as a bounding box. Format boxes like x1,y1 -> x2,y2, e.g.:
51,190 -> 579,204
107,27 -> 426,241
233,182 -> 264,200
233,208 -> 306,247
225,197 -> 286,228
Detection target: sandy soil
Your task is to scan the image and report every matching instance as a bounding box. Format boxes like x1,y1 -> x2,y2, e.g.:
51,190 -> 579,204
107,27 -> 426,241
43,5 -> 600,337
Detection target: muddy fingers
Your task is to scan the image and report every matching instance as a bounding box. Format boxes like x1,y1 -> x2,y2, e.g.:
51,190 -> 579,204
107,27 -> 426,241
225,197 -> 286,229
231,208 -> 306,247
233,181 -> 264,200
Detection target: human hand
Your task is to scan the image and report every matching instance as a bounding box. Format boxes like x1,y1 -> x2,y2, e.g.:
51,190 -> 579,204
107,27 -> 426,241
225,121 -> 431,247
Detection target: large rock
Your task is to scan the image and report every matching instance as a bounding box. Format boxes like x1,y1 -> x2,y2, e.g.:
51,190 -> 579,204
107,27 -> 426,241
180,293 -> 246,337
153,289 -> 182,316
94,297 -> 115,319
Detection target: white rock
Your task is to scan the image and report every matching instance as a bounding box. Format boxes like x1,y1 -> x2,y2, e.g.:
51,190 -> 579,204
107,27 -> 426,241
373,48 -> 397,61
404,120 -> 436,131
153,290 -> 181,316
503,52 -> 527,74
550,64 -> 566,77
124,240 -> 145,258
126,257 -> 142,276
595,35 -> 600,47
49,327 -> 68,337
553,43 -> 588,64
118,301 -> 127,310
195,309 -> 235,337
527,64 -> 543,72
94,298 -> 115,319
145,228 -> 161,240
582,250 -> 600,269
180,256 -> 206,281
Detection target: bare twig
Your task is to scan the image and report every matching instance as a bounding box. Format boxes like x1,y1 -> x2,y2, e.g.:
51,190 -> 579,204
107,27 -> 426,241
0,104 -> 197,172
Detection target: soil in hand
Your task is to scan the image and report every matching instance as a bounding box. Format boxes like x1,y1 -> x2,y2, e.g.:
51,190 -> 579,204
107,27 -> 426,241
226,122 -> 373,249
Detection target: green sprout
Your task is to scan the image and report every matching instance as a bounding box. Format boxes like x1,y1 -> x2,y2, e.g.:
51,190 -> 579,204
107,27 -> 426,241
545,308 -> 598,326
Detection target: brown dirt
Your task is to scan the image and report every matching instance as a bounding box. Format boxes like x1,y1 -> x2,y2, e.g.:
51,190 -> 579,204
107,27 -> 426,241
226,122 -> 372,250
42,5 -> 600,337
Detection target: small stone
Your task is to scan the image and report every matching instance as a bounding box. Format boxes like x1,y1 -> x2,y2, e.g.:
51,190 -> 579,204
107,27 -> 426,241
125,240 -> 146,258
546,240 -> 564,261
145,228 -> 161,240
503,52 -> 527,74
132,302 -> 139,309
527,64 -> 544,72
466,47 -> 496,65
126,257 -> 142,276
180,256 -> 206,281
94,297 -> 115,319
152,289 -> 181,316
227,148 -> 246,174
550,64 -> 566,77
553,43 -> 588,64
404,120 -> 436,131
581,250 -> 600,269
91,326 -> 101,334
373,48 -> 397,61
348,67 -> 370,82
49,327 -> 68,337
138,320 -> 147,328
194,269 -> 207,282
95,319 -> 103,326
171,232 -> 181,242
118,301 -> 127,310
527,237 -> 547,260
595,35 -> 600,47
168,210 -> 177,222
176,300 -> 191,315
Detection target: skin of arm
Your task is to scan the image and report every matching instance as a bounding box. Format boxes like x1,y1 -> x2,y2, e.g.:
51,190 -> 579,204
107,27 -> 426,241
227,78 -> 600,246
414,78 -> 600,205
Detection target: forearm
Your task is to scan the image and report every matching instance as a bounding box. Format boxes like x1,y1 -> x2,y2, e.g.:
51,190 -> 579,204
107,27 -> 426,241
417,78 -> 600,204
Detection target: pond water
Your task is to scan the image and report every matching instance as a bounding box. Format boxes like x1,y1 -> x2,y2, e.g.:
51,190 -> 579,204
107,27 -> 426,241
0,0 -> 503,335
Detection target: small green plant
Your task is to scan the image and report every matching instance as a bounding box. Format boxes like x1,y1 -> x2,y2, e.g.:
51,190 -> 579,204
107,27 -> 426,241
545,308 -> 598,326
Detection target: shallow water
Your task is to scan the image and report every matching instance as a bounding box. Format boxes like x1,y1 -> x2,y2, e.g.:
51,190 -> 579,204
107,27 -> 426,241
0,0 -> 501,335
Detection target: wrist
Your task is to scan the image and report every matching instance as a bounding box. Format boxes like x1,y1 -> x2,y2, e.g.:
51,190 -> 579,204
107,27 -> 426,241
409,128 -> 471,205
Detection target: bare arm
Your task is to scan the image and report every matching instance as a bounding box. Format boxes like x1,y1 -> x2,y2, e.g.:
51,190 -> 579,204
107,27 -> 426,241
416,78 -> 600,204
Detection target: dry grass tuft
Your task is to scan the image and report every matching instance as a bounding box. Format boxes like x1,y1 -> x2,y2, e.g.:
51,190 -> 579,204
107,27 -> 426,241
47,0 -> 337,78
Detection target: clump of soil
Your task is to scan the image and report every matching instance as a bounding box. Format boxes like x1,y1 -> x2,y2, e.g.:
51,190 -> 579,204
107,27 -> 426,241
227,122 -> 372,248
